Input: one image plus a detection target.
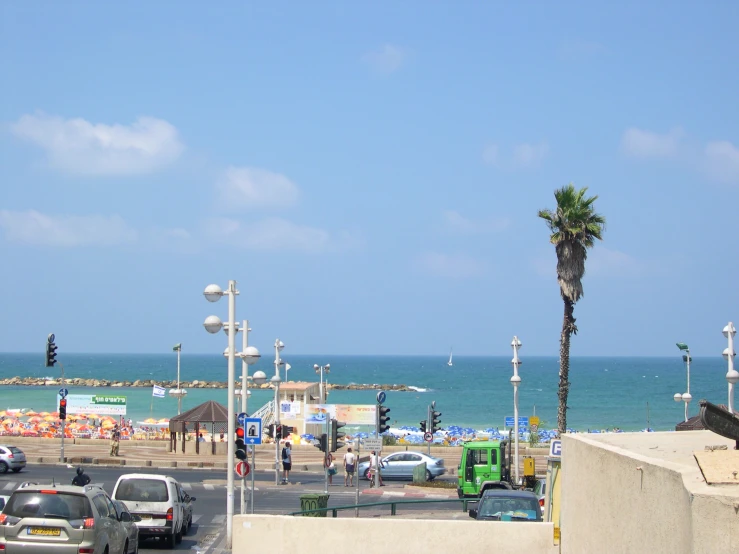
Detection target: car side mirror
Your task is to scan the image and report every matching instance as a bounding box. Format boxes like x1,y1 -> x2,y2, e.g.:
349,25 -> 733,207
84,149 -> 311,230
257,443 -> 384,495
190,497 -> 196,501
120,512 -> 131,522
132,515 -> 142,523
469,509 -> 478,519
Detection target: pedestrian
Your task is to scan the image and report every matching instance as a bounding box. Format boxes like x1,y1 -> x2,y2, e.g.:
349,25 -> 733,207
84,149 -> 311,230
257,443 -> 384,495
370,450 -> 384,487
220,432 -> 225,442
110,425 -> 120,456
326,452 -> 336,485
343,447 -> 355,487
128,418 -> 132,429
198,433 -> 205,443
281,441 -> 292,484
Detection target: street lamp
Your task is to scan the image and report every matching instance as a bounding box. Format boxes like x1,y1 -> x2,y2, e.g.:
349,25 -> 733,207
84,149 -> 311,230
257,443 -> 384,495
169,343 -> 187,415
273,339 -> 285,485
314,364 -> 331,403
675,342 -> 692,422
203,281 -> 238,549
723,322 -> 738,413
510,336 -> 522,486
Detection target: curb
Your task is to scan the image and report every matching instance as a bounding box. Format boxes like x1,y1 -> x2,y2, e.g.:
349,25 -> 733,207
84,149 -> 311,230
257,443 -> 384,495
361,489 -> 458,499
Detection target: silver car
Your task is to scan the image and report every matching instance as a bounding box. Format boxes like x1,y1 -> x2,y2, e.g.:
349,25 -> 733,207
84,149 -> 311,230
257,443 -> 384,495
113,500 -> 140,554
357,451 -> 446,481
0,484 -> 129,554
0,445 -> 26,474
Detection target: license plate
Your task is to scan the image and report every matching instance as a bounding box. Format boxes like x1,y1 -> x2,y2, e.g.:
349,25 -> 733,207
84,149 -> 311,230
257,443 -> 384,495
140,515 -> 152,520
28,527 -> 61,536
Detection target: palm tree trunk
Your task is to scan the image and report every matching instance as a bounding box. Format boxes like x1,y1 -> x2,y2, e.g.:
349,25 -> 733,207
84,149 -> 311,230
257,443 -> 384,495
558,297 -> 576,434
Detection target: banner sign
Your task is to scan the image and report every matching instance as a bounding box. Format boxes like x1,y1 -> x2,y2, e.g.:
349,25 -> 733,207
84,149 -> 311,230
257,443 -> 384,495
280,401 -> 301,416
304,404 -> 336,424
61,394 -> 127,416
336,404 -> 377,426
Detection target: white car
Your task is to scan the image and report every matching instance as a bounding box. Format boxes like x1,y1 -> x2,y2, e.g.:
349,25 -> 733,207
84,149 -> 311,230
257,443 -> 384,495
111,473 -> 186,549
0,495 -> 9,512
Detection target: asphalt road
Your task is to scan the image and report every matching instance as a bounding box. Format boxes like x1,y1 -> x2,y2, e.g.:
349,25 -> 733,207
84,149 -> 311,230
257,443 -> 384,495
1,463 -> 463,551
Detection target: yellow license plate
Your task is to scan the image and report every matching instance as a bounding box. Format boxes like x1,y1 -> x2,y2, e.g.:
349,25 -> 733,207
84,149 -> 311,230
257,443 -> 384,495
28,527 -> 61,536
140,515 -> 152,520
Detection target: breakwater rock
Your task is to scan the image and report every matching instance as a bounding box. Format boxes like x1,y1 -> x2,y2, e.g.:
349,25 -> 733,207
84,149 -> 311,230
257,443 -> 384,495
0,376 -> 416,392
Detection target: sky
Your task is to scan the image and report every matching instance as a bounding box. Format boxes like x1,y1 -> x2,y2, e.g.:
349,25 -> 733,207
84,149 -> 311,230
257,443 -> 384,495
1,2 -> 738,357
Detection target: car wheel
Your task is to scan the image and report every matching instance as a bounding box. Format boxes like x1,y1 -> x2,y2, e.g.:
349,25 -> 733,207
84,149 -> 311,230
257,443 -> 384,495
175,525 -> 183,544
426,470 -> 433,481
0,462 -> 8,474
11,467 -> 22,473
123,540 -> 129,554
167,531 -> 176,549
363,468 -> 371,480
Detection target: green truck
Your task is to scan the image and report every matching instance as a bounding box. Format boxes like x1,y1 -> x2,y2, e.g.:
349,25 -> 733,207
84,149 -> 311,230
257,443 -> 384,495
457,439 -> 514,498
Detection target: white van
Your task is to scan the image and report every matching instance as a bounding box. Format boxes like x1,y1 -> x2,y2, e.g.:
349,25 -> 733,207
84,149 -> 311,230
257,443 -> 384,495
111,473 -> 186,549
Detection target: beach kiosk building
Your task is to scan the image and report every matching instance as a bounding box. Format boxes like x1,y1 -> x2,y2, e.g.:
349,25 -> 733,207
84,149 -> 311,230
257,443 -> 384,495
270,381 -> 324,438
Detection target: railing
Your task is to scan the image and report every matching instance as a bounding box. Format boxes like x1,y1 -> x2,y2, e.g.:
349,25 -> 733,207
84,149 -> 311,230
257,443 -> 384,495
251,400 -> 274,427
288,497 -> 478,518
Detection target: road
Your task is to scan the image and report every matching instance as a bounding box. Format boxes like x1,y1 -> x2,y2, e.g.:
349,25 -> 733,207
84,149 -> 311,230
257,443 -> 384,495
0,463 -> 464,551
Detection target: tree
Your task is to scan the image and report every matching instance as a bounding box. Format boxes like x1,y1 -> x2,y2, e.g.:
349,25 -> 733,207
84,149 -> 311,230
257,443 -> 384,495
538,184 -> 605,434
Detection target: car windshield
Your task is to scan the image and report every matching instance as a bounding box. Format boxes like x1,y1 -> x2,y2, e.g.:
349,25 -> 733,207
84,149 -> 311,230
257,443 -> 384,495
478,496 -> 539,521
4,491 -> 92,520
116,479 -> 169,502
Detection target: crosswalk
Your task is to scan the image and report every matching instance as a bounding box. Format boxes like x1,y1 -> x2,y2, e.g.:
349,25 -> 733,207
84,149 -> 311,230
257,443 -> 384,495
0,480 -> 259,492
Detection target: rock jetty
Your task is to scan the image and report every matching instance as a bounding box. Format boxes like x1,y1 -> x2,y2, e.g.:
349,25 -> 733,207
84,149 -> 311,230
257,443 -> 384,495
0,376 -> 415,392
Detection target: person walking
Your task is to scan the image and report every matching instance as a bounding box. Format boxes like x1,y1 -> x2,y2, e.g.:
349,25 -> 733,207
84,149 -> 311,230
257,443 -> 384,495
343,447 -> 356,487
369,450 -> 384,487
326,452 -> 336,485
110,425 -> 120,456
281,441 -> 292,484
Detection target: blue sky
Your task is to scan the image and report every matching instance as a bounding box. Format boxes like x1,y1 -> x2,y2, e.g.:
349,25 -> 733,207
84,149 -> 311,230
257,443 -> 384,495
1,2 -> 738,357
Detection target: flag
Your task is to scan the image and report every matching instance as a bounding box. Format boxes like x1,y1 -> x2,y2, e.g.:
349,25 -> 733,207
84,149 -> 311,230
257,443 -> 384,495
173,343 -> 182,352
676,342 -> 690,351
152,385 -> 166,398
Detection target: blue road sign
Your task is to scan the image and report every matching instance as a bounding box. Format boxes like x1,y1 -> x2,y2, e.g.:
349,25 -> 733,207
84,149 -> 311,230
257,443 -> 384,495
236,412 -> 248,426
244,417 -> 262,444
58,388 -> 68,398
549,439 -> 562,457
505,416 -> 529,428
376,391 -> 386,404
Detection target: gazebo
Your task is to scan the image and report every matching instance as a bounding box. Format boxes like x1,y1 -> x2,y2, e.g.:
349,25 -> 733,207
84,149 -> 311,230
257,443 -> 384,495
169,400 -> 229,454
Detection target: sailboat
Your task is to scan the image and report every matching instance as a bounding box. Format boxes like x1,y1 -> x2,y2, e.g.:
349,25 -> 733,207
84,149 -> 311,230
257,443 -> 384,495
447,348 -> 453,367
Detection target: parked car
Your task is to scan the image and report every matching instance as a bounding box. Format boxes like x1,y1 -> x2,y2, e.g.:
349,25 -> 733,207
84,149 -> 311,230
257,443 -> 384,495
468,489 -> 543,521
113,500 -> 141,554
0,495 -> 9,513
112,473 -> 186,549
531,478 -> 547,510
180,490 -> 196,534
0,445 -> 26,474
357,451 -> 446,481
0,483 -> 129,553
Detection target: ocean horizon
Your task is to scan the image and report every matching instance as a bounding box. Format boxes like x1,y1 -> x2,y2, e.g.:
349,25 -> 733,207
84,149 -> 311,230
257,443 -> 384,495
0,353 -> 732,433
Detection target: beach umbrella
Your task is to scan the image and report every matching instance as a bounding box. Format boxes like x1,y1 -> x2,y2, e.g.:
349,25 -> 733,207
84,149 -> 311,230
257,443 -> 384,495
157,418 -> 169,424
44,415 -> 58,422
23,410 -> 38,417
27,416 -> 43,423
144,418 -> 157,424
38,411 -> 50,417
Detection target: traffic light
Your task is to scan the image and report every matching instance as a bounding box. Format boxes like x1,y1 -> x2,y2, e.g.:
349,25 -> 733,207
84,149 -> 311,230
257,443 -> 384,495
315,433 -> 328,453
377,405 -> 391,434
419,420 -> 427,433
59,398 -> 67,420
282,425 -> 294,436
235,427 -> 247,460
275,425 -> 283,440
330,419 -> 346,452
266,424 -> 275,440
45,335 -> 58,368
431,408 -> 442,434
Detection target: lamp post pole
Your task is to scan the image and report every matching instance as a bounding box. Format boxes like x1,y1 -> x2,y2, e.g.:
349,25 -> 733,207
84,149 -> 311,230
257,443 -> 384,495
724,323 -> 739,413
203,281 -> 239,550
510,336 -> 522,486
314,364 -> 331,403
676,343 -> 692,422
273,339 -> 284,485
238,321 -> 260,515
169,344 -> 186,415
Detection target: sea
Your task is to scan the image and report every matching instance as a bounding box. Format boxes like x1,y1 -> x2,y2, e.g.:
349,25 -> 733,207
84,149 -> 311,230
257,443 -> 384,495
0,353 -> 731,433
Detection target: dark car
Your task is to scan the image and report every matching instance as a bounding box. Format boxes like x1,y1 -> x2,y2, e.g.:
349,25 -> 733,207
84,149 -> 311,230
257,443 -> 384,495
180,489 -> 196,534
469,489 -> 543,521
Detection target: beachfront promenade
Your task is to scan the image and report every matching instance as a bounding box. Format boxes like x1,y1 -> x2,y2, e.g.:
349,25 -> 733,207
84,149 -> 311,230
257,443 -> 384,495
9,436 -> 552,475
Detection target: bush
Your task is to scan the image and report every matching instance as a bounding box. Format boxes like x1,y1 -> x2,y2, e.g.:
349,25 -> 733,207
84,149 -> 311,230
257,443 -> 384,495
409,480 -> 456,489
382,435 -> 397,446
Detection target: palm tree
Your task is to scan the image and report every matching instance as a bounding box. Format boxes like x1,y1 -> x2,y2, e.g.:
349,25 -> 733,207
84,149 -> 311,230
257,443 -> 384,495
538,184 -> 605,435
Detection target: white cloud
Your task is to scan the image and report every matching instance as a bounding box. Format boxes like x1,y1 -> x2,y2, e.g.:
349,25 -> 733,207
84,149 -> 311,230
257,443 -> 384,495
620,127 -> 684,159
482,141 -> 548,169
704,141 -> 739,184
415,252 -> 486,279
11,113 -> 183,175
203,217 -> 331,253
0,210 -> 137,247
216,167 -> 299,210
512,142 -> 549,168
362,44 -> 407,74
442,210 -> 510,234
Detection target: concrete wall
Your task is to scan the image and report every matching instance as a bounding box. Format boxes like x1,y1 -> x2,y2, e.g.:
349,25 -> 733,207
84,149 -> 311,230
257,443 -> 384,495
232,515 -> 558,554
560,434 -> 739,554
